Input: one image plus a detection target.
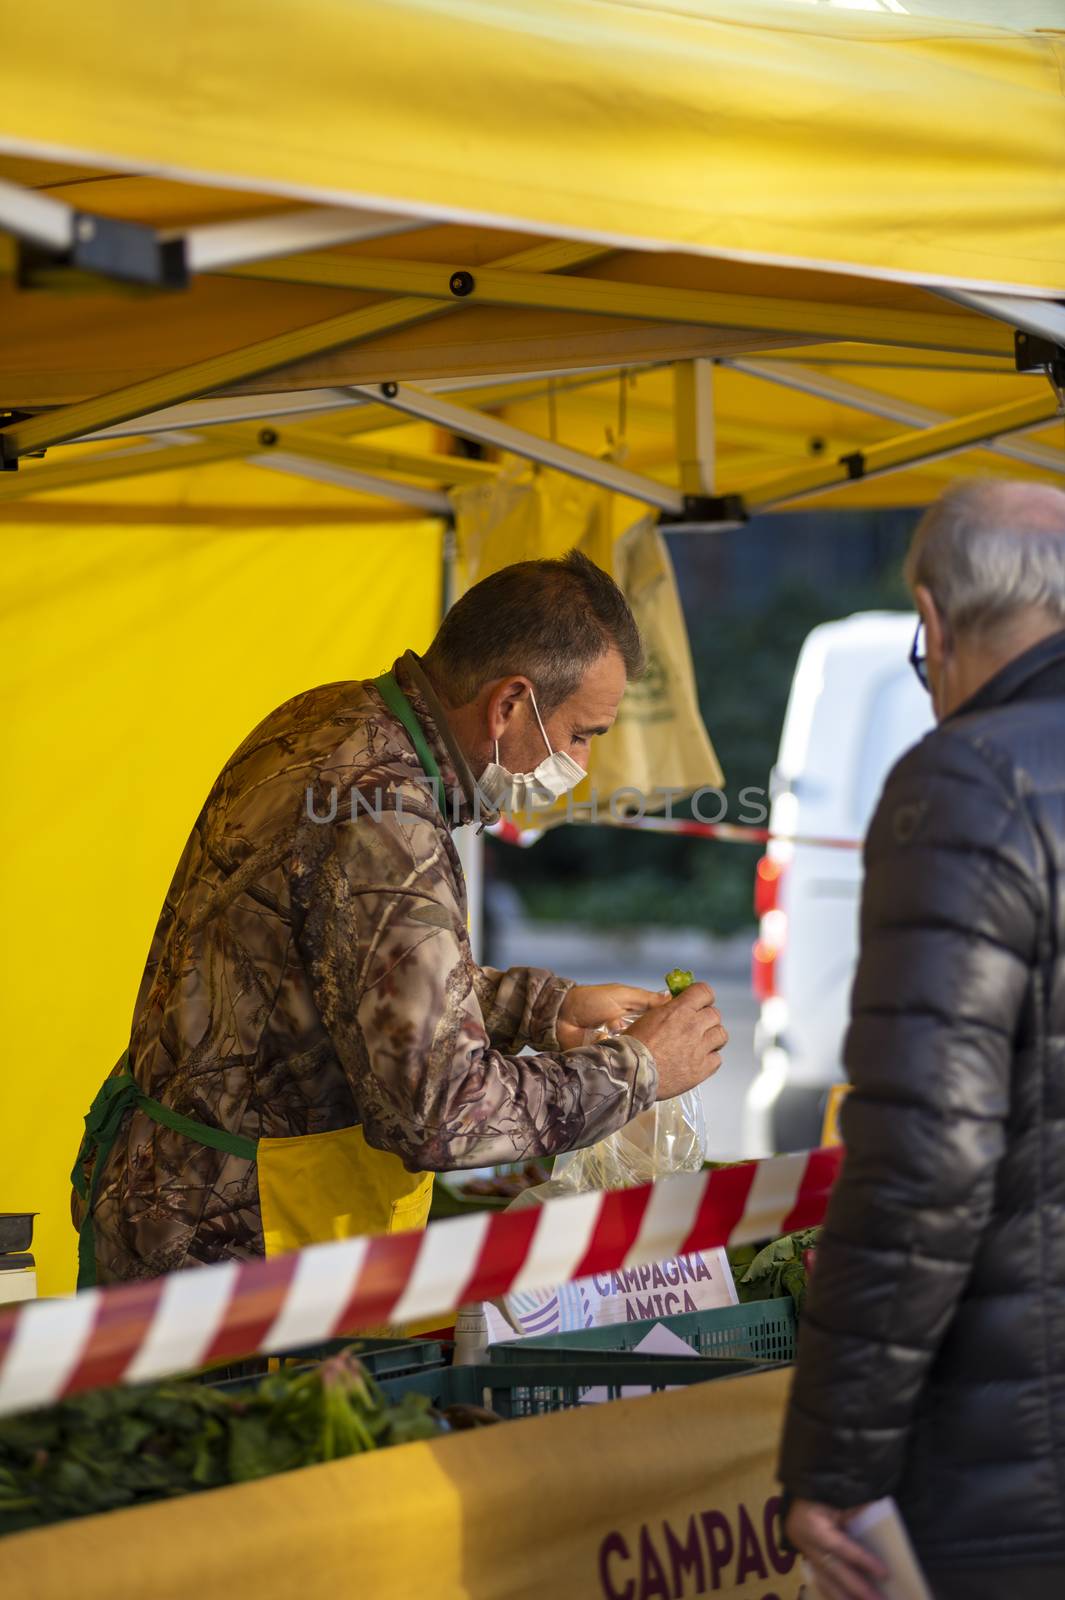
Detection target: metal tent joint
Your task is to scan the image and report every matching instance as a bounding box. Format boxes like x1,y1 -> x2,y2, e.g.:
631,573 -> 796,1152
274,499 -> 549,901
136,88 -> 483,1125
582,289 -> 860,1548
1,171 -> 432,295
661,493 -> 748,527
1015,330 -> 1065,413
18,216 -> 189,291
0,414 -> 32,469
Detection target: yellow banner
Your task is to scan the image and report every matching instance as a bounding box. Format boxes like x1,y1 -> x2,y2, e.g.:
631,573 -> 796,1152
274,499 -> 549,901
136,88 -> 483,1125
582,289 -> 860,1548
0,1369 -> 799,1599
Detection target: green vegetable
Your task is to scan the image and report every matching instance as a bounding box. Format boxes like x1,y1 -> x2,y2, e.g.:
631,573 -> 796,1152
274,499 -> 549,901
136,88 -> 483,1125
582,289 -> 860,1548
665,968 -> 695,996
728,1227 -> 821,1314
0,1347 -> 442,1538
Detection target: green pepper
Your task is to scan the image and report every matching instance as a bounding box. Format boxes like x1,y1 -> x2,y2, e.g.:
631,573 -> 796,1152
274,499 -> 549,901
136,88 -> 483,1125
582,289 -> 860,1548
665,968 -> 695,996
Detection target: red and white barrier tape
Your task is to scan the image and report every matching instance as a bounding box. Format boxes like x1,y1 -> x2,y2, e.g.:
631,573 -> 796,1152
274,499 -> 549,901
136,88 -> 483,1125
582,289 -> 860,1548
489,817 -> 860,850
0,1147 -> 841,1419
618,818 -> 861,850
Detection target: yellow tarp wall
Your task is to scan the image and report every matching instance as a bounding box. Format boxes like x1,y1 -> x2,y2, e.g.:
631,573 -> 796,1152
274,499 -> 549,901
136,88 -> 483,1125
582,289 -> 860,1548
1,516 -> 442,1295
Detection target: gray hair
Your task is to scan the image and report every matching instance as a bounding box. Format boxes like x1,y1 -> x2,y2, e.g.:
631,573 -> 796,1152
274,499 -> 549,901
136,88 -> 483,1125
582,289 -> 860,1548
422,548 -> 644,713
904,478 -> 1065,641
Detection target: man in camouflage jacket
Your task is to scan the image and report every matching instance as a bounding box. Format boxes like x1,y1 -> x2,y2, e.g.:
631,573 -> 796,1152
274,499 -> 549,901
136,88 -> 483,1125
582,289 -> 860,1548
76,555 -> 727,1282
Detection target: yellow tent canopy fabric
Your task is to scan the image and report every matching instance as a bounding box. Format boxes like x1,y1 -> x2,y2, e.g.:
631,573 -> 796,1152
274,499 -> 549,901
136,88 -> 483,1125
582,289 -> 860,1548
0,4 -> 1061,512
0,505 -> 442,1296
1,0 -> 1063,292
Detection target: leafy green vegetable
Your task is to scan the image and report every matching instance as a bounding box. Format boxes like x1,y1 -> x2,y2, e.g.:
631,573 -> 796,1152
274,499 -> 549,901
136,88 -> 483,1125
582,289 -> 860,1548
665,968 -> 694,996
0,1348 -> 442,1538
728,1227 -> 821,1314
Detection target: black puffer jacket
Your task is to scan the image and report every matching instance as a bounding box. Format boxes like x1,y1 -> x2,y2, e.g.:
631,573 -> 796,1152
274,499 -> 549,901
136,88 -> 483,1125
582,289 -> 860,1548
780,629 -> 1065,1570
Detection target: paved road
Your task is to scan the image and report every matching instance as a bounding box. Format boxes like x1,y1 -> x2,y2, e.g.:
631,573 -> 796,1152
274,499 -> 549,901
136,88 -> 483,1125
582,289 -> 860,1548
489,920 -> 759,1160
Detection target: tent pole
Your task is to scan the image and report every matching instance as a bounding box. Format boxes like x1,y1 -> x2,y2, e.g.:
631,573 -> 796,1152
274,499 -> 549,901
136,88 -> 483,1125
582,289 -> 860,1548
934,290 -> 1065,350
0,178 -> 425,285
72,363 -> 659,444
744,391 -> 1063,512
673,359 -> 715,495
936,290 -> 1065,413
0,437 -> 249,501
727,358 -> 1065,476
249,453 -> 452,512
0,240 -> 613,464
348,381 -> 685,513
73,389 -> 363,443
0,427 -> 492,506
218,425 -> 498,486
0,177 -> 73,253
0,298 -> 454,463
228,253 -> 1010,357
183,208 -> 425,272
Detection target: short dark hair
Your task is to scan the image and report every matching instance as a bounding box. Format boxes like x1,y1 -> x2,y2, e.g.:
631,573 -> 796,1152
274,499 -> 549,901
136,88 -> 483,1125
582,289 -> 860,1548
423,549 -> 644,712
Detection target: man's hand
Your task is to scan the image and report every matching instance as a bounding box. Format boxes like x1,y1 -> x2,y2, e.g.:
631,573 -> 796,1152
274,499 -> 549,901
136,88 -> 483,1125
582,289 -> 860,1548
785,1500 -> 887,1600
556,983 -> 670,1049
621,981 -> 728,1099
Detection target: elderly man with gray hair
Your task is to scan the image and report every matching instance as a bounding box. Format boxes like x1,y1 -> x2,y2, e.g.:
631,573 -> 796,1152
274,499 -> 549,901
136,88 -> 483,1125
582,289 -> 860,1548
780,478 -> 1065,1599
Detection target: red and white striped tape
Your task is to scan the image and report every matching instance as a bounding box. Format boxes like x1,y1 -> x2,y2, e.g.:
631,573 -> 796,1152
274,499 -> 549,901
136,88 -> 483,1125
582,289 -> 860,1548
0,1147 -> 841,1419
489,817 -> 861,850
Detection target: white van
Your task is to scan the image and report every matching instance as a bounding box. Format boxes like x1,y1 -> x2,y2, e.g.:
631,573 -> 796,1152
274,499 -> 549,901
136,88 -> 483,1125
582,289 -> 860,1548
742,612 -> 934,1155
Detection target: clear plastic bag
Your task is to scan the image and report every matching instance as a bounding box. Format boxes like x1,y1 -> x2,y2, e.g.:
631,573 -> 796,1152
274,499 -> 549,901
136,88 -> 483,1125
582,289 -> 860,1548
513,1006 -> 709,1202
489,1019 -> 710,1336
550,1090 -> 708,1192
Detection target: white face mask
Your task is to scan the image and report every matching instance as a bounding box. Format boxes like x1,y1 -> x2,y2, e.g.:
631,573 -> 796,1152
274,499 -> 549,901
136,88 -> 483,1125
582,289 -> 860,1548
477,690 -> 586,812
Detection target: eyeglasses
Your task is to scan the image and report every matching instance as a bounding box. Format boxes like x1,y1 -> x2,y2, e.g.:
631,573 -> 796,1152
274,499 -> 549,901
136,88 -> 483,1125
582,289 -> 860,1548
909,620 -> 930,692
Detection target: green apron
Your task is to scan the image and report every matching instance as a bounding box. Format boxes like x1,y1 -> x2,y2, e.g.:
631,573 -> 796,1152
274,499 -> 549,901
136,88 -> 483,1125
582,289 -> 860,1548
72,672 -> 444,1290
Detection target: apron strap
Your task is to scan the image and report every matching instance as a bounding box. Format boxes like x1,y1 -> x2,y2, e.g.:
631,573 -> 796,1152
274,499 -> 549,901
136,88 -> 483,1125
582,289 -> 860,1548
373,671 -> 445,818
73,1053 -> 257,1289
138,1092 -> 258,1164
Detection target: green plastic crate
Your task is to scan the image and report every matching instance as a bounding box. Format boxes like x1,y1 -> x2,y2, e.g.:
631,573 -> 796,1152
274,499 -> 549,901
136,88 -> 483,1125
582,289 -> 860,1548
379,1352 -> 763,1419
490,1298 -> 797,1366
200,1336 -> 448,1393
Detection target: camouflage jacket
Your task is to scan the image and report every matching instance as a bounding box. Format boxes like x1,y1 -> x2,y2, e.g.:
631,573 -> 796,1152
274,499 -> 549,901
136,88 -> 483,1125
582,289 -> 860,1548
77,652 -> 657,1281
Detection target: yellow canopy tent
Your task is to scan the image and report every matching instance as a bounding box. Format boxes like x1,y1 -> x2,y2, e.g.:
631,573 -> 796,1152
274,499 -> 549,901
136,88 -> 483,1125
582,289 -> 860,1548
2,0 -> 1064,1296
2,0 -> 1064,293
1,0 -> 1063,512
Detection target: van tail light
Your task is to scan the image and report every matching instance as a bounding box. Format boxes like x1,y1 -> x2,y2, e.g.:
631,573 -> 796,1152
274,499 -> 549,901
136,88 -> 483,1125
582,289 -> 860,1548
754,854 -> 783,919
752,938 -> 778,1002
752,855 -> 788,1001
